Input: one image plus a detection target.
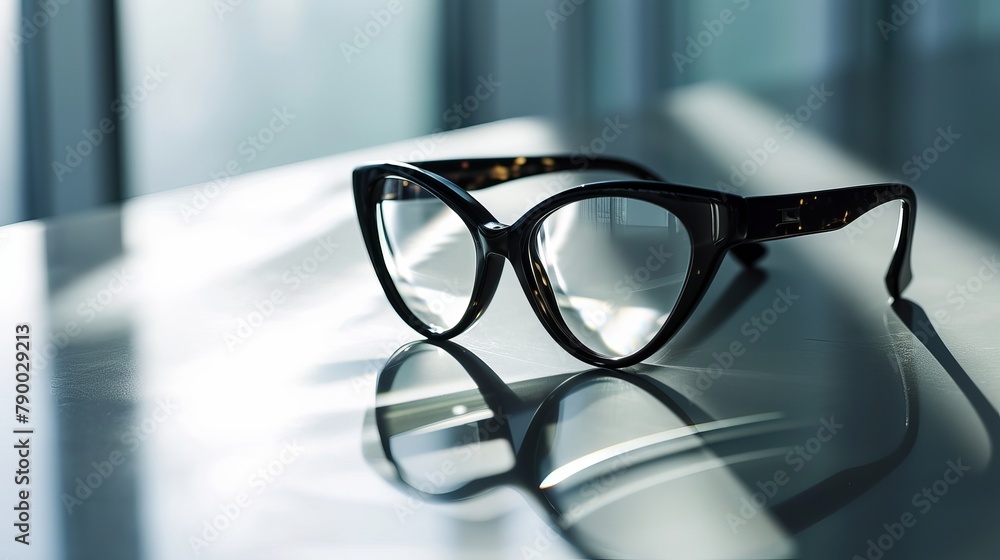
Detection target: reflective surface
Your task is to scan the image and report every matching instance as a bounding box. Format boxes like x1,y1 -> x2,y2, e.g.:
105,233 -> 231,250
1,102 -> 999,559
366,303 -> 919,559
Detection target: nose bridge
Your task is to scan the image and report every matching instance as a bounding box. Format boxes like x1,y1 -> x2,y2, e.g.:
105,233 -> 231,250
479,221 -> 511,258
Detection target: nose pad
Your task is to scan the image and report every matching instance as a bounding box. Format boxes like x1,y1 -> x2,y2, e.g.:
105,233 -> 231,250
479,222 -> 511,258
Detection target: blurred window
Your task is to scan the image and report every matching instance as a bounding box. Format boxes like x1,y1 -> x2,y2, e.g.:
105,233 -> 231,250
1,2 -> 21,225
117,1 -> 443,195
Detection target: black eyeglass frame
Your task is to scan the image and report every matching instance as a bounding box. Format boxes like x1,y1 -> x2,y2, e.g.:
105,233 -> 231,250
353,156 -> 916,368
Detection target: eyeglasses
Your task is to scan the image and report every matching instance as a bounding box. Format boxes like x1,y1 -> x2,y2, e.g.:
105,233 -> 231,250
353,156 -> 916,367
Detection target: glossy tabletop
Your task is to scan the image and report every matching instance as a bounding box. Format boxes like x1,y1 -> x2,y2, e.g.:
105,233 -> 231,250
1,84 -> 999,560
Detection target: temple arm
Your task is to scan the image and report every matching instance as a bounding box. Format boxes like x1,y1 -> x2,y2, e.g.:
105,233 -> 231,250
410,156 -> 660,192
743,183 -> 917,298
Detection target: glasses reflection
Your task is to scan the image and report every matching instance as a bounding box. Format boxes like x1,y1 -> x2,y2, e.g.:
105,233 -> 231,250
363,327 -> 919,559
